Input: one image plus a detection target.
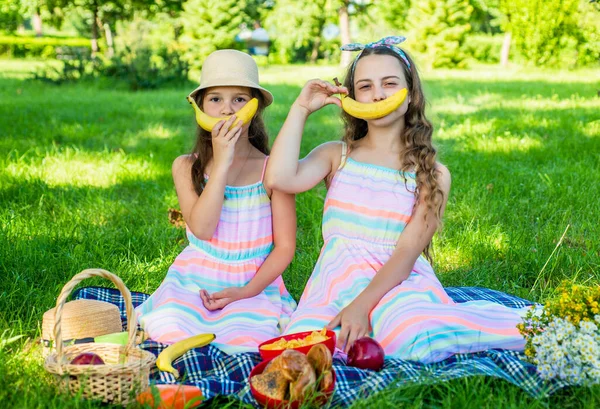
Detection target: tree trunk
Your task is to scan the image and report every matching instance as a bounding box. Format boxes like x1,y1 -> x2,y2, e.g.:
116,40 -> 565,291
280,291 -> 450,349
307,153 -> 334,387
173,23 -> 183,40
500,32 -> 511,67
33,7 -> 43,37
310,36 -> 321,64
169,10 -> 183,40
310,18 -> 326,64
91,8 -> 99,56
339,2 -> 352,67
104,22 -> 114,58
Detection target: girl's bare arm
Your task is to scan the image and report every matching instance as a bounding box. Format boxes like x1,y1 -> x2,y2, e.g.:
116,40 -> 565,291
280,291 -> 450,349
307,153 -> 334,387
265,80 -> 346,193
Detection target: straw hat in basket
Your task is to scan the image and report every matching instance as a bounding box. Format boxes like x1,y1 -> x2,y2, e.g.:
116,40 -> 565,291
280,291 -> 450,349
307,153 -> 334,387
42,299 -> 122,354
44,269 -> 155,406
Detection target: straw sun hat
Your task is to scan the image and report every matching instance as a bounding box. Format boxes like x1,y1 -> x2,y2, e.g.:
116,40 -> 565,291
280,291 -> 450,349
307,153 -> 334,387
188,49 -> 273,107
41,299 -> 122,353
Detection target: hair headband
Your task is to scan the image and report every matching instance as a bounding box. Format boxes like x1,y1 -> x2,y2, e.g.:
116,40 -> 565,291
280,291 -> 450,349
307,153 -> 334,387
341,36 -> 411,76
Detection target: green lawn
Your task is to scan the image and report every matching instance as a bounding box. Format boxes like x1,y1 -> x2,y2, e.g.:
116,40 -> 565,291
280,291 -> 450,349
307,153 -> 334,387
0,58 -> 599,408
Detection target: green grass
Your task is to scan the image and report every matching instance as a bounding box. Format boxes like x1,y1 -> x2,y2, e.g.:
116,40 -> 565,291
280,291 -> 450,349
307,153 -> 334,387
1,58 -> 599,407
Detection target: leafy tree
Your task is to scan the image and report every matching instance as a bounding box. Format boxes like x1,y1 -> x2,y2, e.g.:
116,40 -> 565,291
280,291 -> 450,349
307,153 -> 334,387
499,0 -> 579,66
374,0 -> 411,33
1,0 -> 56,37
245,0 -> 273,23
408,0 -> 473,68
43,0 -> 184,55
358,0 -> 410,47
0,0 -> 24,32
468,0 -> 501,34
570,0 -> 600,66
266,0 -> 376,65
265,0 -> 330,63
180,0 -> 249,70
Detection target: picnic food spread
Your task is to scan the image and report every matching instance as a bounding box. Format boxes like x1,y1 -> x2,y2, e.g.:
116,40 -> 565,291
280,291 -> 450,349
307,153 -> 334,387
260,328 -> 330,350
250,344 -> 334,402
186,96 -> 259,132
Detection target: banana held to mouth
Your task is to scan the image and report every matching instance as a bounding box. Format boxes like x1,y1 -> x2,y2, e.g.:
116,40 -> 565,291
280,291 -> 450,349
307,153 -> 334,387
333,77 -> 408,120
341,88 -> 408,120
187,96 -> 259,132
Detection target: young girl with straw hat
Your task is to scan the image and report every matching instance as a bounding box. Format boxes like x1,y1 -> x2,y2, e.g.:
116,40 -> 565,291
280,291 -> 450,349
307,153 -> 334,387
135,50 -> 297,354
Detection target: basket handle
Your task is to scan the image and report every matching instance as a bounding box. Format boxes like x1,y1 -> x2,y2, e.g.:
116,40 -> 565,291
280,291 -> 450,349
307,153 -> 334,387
53,268 -> 137,361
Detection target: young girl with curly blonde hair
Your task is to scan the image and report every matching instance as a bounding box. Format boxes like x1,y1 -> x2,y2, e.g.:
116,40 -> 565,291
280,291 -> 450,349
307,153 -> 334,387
266,37 -> 527,363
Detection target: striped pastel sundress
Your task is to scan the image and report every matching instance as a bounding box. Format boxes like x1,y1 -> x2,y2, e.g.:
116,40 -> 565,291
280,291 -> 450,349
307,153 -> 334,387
284,143 -> 527,363
136,158 -> 297,354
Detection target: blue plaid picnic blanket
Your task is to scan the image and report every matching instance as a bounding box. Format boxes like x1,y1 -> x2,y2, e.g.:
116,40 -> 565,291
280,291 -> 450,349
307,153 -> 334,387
73,286 -> 566,406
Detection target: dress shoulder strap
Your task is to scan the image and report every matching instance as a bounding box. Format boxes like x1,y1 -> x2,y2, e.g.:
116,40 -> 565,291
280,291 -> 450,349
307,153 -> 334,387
260,156 -> 269,182
337,141 -> 348,170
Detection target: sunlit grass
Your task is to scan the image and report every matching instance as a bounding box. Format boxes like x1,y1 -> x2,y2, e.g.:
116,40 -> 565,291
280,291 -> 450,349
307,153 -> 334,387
470,135 -> 543,153
0,59 -> 599,407
425,63 -> 600,84
582,120 -> 600,138
3,149 -> 162,188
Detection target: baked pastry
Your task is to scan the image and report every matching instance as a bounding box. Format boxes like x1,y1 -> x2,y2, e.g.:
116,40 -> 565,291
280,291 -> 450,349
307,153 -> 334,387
281,350 -> 317,401
289,363 -> 316,401
250,370 -> 289,401
263,354 -> 285,375
280,349 -> 310,381
307,344 -> 334,391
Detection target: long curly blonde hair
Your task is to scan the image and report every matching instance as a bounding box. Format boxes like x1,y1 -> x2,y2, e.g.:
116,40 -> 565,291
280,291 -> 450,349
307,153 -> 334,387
341,47 -> 444,261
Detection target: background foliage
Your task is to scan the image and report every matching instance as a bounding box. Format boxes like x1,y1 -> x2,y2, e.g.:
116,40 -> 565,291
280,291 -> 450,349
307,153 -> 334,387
1,0 -> 598,69
408,0 -> 473,68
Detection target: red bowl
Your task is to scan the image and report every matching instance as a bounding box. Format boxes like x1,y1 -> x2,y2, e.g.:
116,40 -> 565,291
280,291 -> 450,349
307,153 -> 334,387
258,329 -> 336,361
249,359 -> 336,409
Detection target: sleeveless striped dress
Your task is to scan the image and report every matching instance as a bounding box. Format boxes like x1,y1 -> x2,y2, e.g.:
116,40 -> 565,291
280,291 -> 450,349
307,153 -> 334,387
284,143 -> 526,363
136,158 -> 297,354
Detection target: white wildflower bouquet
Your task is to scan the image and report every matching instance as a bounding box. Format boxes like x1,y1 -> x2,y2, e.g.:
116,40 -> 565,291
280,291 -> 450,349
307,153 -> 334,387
517,282 -> 600,386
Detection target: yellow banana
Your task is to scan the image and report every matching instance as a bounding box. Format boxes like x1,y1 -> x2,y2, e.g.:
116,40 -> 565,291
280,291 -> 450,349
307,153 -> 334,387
155,333 -> 216,378
341,88 -> 408,120
186,96 -> 258,132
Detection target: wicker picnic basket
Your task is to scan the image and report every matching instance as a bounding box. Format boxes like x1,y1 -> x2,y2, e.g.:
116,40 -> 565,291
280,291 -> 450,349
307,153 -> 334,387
44,268 -> 155,406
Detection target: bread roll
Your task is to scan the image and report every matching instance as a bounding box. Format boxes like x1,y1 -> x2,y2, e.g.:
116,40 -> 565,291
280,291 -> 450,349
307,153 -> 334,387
250,370 -> 289,401
307,343 -> 334,391
280,350 -> 309,381
280,351 -> 316,401
263,354 -> 285,375
307,344 -> 332,374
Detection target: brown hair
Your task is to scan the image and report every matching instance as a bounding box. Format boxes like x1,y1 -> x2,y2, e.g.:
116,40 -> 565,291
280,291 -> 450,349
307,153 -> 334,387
341,47 -> 444,261
190,89 -> 270,195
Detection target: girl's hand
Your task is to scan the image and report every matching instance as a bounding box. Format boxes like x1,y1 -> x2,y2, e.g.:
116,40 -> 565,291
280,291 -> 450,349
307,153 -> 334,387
199,287 -> 248,311
211,115 -> 243,172
326,300 -> 371,353
294,79 -> 347,115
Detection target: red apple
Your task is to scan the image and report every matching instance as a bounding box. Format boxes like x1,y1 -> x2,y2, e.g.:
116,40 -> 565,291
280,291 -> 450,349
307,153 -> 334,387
71,352 -> 105,365
347,337 -> 385,371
